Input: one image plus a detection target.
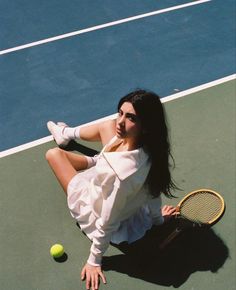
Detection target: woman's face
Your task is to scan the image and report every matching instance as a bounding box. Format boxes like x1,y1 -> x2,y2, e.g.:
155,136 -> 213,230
116,102 -> 142,141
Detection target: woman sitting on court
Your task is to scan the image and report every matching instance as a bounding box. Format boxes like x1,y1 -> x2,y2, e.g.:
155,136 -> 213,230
46,89 -> 177,290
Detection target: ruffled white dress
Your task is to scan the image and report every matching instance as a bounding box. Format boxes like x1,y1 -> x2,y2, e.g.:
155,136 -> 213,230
67,136 -> 164,266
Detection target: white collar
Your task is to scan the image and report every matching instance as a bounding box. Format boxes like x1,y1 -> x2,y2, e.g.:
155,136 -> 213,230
101,136 -> 150,180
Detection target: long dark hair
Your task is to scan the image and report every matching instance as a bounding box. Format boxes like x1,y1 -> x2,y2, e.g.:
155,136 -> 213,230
118,89 -> 177,198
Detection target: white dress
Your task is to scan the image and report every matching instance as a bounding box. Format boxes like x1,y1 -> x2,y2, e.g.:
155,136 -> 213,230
67,136 -> 164,266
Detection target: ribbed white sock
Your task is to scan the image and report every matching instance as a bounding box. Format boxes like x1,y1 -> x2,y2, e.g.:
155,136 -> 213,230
63,126 -> 81,140
85,155 -> 99,168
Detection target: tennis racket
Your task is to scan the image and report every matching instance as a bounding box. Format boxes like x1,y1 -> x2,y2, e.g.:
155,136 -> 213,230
160,189 -> 225,249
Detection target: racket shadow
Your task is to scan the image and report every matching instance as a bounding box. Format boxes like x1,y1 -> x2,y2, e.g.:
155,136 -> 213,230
104,220 -> 229,287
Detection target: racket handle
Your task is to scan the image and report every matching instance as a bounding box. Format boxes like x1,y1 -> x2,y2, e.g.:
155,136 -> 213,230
159,228 -> 182,249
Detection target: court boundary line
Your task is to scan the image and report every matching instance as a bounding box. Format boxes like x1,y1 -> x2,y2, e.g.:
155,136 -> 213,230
1,74 -> 235,158
0,0 -> 211,56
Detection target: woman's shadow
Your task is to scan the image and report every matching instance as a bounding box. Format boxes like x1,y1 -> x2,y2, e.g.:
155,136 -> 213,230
103,220 -> 229,288
64,142 -> 229,287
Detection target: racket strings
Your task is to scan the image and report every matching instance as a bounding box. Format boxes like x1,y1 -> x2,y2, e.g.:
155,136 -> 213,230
180,191 -> 223,224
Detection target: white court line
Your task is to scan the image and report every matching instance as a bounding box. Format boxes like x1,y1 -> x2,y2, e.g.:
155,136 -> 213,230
0,74 -> 235,159
161,74 -> 236,103
0,0 -> 211,56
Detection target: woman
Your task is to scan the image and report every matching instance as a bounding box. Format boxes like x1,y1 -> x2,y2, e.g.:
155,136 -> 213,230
46,90 -> 177,290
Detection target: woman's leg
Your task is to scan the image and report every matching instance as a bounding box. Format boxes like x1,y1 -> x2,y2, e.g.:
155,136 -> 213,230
48,119 -> 117,147
80,119 -> 116,146
46,148 -> 89,194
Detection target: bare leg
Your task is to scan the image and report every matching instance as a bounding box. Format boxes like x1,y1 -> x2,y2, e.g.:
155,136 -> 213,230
80,119 -> 116,146
46,148 -> 88,194
48,118 -> 117,147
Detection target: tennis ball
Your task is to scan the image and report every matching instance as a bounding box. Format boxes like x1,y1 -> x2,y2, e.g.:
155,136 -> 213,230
50,244 -> 64,258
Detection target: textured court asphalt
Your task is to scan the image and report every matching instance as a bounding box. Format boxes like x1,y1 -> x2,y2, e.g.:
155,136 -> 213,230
0,80 -> 235,290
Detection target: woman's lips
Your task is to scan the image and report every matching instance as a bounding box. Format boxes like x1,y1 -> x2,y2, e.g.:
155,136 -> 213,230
116,127 -> 124,135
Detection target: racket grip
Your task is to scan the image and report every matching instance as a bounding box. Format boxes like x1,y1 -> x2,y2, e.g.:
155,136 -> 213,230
159,228 -> 181,249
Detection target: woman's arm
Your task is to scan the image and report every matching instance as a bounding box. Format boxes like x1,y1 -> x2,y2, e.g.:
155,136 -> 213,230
81,177 -> 127,289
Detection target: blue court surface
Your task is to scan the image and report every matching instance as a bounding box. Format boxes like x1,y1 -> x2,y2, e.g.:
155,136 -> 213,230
0,1 -> 235,289
0,0 -> 235,152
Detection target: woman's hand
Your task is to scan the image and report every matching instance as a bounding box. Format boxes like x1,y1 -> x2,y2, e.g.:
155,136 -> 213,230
162,205 -> 177,223
81,263 -> 106,290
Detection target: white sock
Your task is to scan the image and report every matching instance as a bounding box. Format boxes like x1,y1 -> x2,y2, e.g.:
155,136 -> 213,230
85,155 -> 98,168
63,126 -> 81,140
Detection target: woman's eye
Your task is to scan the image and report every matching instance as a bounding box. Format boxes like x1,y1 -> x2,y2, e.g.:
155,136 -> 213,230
118,111 -> 123,116
128,115 -> 137,122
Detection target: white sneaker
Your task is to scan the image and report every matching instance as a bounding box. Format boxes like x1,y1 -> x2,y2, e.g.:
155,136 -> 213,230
47,121 -> 70,147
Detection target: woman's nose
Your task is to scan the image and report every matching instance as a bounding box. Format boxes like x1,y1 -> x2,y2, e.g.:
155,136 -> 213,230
118,115 -> 125,126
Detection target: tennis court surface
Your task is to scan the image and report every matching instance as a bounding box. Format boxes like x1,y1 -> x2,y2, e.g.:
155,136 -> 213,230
0,79 -> 235,290
1,0 -> 235,289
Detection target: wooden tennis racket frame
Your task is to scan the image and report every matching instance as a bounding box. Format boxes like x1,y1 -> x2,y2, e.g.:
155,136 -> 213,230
159,188 -> 226,249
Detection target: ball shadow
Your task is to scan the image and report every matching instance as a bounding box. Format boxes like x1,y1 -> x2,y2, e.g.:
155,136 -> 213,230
53,252 -> 68,263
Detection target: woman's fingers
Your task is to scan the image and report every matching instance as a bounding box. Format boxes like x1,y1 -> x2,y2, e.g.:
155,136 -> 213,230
99,271 -> 107,284
168,206 -> 177,214
81,266 -> 86,280
162,205 -> 177,222
162,205 -> 176,214
91,273 -> 101,290
81,263 -> 106,290
86,274 -> 91,290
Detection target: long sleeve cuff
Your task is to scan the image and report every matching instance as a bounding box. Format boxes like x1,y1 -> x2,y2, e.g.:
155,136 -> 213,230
87,252 -> 102,266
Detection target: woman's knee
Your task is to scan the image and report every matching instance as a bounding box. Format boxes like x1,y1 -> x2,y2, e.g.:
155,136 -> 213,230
45,147 -> 63,162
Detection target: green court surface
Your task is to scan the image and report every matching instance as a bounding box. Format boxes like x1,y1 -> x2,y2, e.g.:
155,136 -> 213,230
0,80 -> 235,290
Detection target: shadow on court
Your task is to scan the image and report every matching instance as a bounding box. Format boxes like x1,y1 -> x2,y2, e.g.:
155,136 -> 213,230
103,221 -> 229,288
61,140 -> 99,156
58,125 -> 230,288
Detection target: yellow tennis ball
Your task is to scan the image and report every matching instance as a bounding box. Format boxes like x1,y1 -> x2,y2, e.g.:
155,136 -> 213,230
50,244 -> 64,258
